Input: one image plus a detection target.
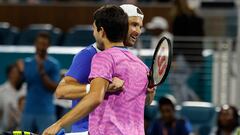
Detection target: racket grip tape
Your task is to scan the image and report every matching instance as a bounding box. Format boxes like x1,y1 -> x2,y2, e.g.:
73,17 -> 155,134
148,74 -> 154,88
12,131 -> 31,135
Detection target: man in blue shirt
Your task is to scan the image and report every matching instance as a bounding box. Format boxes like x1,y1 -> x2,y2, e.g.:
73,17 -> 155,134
45,4 -> 155,134
17,32 -> 60,133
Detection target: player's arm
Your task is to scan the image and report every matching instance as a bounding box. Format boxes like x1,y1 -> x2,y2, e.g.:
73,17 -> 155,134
55,76 -> 124,99
145,87 -> 156,105
43,51 -> 114,135
55,76 -> 87,99
55,49 -> 123,100
42,77 -> 109,135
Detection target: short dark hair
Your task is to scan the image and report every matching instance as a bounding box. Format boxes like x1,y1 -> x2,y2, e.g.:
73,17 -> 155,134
158,96 -> 175,109
93,5 -> 128,42
35,32 -> 51,44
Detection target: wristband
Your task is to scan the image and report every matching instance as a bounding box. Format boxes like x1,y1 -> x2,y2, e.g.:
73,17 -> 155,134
86,84 -> 90,93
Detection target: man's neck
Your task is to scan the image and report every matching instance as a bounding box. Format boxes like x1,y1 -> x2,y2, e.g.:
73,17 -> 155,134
104,41 -> 124,49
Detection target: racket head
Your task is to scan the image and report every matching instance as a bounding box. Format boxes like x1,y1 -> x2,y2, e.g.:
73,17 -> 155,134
149,36 -> 172,87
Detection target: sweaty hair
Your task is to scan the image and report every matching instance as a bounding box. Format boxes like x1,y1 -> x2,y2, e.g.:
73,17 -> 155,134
93,5 -> 128,42
35,32 -> 51,44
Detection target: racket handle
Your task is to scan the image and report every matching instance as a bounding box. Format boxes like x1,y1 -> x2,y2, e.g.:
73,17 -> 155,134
148,74 -> 154,89
56,129 -> 65,135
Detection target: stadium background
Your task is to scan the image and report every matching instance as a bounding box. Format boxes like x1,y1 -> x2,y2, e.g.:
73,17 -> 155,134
0,0 -> 240,134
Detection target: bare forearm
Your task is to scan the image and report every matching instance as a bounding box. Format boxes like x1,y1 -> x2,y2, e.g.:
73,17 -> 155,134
56,78 -> 108,128
55,83 -> 87,99
145,91 -> 155,105
56,92 -> 101,127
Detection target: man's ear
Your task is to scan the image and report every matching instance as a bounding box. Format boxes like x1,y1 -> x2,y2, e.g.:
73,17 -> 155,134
99,27 -> 106,38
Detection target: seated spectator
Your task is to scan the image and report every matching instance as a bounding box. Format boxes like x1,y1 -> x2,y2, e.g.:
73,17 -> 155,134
0,64 -> 26,131
147,95 -> 192,135
210,105 -> 240,135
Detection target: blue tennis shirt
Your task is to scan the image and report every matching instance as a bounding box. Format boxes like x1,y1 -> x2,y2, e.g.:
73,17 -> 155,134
65,43 -> 99,132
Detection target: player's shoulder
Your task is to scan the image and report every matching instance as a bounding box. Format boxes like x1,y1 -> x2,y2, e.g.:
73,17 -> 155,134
75,44 -> 97,58
83,44 -> 96,52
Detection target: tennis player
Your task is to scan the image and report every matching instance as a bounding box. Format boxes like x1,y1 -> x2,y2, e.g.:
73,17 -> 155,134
43,5 -> 150,135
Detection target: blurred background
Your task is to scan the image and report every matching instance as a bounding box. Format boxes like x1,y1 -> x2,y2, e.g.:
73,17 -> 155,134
0,0 -> 240,135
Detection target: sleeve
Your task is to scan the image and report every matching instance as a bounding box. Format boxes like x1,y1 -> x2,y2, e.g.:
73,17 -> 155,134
65,50 -> 93,83
89,52 -> 114,82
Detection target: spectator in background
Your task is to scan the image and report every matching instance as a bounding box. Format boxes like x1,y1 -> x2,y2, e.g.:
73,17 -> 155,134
168,55 -> 200,103
0,64 -> 26,131
17,32 -> 60,134
147,95 -> 192,135
210,105 -> 240,135
146,16 -> 173,49
171,0 -> 204,68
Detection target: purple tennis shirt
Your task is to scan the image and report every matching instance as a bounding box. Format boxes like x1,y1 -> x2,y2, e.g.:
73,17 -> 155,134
89,47 -> 149,135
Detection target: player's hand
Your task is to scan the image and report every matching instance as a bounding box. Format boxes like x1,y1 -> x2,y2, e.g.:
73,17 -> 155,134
107,77 -> 124,92
147,87 -> 156,93
42,122 -> 62,135
146,87 -> 156,105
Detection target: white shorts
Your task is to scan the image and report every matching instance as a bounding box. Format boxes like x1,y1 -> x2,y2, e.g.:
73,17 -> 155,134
66,131 -> 88,135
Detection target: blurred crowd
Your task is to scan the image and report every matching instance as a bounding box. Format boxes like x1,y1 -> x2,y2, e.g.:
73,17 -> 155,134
0,33 -> 71,133
144,96 -> 240,135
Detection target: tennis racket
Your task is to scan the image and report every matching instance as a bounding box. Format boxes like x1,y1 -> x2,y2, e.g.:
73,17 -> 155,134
0,129 -> 65,135
148,36 -> 173,88
0,131 -> 37,135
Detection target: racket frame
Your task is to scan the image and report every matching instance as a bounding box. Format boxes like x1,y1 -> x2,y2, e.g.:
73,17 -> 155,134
149,36 -> 173,87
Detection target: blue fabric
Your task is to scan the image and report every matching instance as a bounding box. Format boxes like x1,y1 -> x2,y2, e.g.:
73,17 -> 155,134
20,113 -> 56,134
23,56 -> 60,115
65,45 -> 97,132
148,118 -> 192,135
